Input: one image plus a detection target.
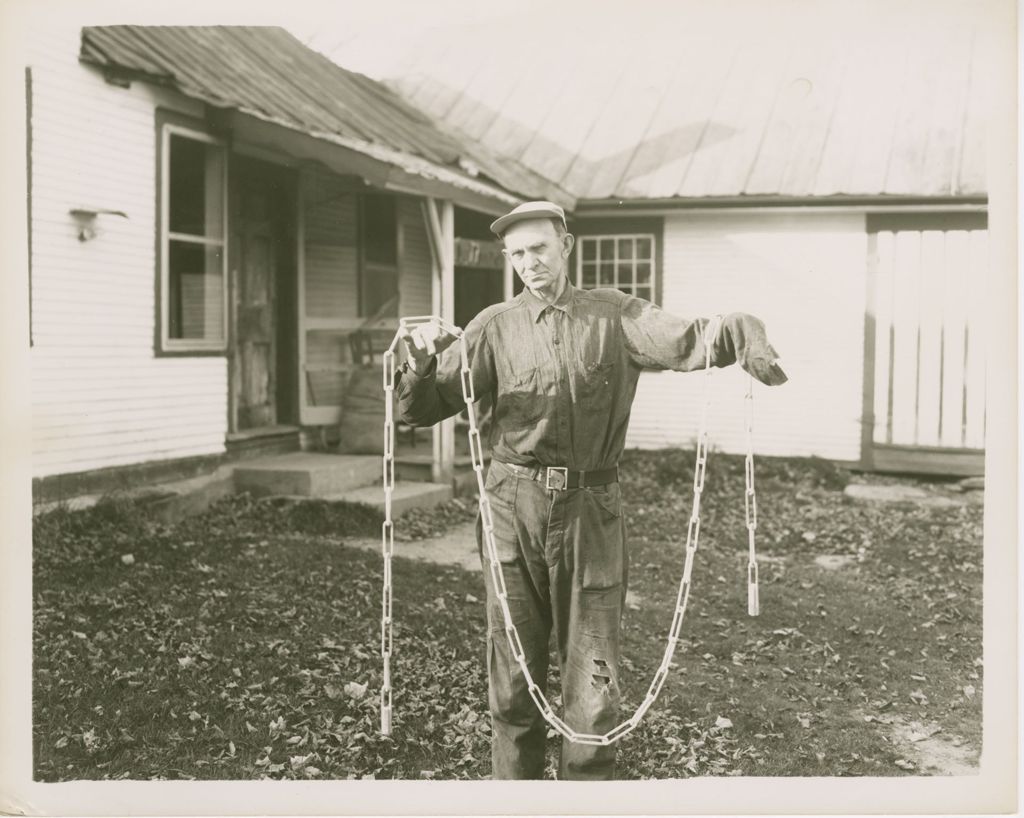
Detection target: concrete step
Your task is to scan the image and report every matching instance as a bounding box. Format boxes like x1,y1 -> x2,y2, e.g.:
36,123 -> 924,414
233,452 -> 380,498
326,481 -> 454,516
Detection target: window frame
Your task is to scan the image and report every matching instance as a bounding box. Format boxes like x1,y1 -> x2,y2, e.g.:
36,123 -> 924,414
575,232 -> 657,301
357,192 -> 400,319
570,217 -> 664,305
156,117 -> 229,355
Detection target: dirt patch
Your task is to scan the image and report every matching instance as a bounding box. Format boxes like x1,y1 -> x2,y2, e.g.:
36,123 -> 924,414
347,520 -> 480,571
814,554 -> 856,571
884,716 -> 979,775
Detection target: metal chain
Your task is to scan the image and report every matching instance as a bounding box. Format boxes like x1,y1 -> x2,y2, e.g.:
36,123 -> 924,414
744,374 -> 760,616
381,314 -> 754,744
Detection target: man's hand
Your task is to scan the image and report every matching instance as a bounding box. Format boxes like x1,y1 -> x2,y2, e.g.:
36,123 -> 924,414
725,313 -> 788,386
398,320 -> 460,372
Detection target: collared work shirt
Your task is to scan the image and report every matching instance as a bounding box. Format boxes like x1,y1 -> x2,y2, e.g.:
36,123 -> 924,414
397,284 -> 740,471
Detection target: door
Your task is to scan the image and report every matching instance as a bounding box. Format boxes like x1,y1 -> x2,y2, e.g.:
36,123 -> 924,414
229,157 -> 297,432
863,213 -> 988,475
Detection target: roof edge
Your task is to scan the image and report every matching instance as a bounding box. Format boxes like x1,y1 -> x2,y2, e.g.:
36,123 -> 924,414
574,194 -> 988,216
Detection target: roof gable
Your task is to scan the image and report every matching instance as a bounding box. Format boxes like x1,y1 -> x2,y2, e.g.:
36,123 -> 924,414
79,26 -> 568,207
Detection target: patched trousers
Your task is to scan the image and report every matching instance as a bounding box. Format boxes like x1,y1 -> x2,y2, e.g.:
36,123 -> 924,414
477,459 -> 627,780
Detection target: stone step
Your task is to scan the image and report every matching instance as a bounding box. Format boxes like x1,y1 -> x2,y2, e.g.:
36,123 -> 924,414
327,481 -> 453,516
233,452 -> 380,497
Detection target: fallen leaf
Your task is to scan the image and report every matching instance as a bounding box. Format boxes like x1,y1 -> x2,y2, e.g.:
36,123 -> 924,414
715,716 -> 733,730
324,683 -> 343,700
120,554 -> 135,565
344,680 -> 368,699
894,758 -> 916,770
963,685 -> 976,699
909,727 -> 941,742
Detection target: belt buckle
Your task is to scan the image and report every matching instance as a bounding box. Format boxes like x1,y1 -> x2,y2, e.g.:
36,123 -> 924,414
545,466 -> 569,491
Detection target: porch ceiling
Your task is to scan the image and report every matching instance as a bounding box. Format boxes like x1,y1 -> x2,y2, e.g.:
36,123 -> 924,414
79,26 -> 557,211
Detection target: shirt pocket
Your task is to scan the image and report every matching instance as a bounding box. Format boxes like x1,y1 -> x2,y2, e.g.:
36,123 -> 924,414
580,360 -> 615,413
496,366 -> 544,428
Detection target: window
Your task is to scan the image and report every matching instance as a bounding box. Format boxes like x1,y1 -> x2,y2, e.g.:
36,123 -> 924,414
159,123 -> 227,352
359,194 -> 399,318
576,234 -> 655,301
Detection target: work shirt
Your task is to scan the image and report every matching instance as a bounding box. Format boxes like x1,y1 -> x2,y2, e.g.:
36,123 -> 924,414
396,283 -> 745,472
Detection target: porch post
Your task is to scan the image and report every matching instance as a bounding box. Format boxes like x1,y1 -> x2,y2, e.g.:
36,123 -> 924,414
503,255 -> 514,301
423,198 -> 457,486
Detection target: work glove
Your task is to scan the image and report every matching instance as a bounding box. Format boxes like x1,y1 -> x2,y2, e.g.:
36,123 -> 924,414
722,313 -> 788,386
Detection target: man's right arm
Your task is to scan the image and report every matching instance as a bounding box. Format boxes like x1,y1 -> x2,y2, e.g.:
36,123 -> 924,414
396,317 -> 495,427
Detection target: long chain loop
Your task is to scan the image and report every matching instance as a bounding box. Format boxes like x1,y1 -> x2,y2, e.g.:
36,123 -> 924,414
380,314 -> 756,743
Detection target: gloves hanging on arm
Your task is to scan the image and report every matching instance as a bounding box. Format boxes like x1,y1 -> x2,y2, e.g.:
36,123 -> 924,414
714,313 -> 788,386
619,297 -> 788,386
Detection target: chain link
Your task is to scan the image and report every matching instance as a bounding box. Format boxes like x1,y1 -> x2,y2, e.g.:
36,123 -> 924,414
380,314 -> 758,743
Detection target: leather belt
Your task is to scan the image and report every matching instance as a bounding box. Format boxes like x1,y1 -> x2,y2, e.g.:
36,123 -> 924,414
499,461 -> 619,491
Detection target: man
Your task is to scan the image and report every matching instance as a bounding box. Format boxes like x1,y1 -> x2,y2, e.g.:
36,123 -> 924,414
396,201 -> 786,780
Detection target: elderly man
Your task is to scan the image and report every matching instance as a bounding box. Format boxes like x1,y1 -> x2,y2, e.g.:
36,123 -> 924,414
397,201 -> 786,780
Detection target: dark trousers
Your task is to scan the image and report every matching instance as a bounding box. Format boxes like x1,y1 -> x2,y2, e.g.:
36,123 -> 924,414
478,460 -> 627,780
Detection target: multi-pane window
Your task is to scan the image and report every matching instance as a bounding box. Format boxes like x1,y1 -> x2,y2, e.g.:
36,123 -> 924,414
160,124 -> 227,351
576,234 -> 655,301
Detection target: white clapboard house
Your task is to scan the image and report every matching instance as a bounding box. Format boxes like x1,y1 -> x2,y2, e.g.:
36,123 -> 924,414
321,2 -> 991,476
28,14 -> 988,508
27,25 -> 561,506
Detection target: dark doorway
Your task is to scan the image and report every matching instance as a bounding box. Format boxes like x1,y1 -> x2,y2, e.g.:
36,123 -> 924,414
228,155 -> 298,432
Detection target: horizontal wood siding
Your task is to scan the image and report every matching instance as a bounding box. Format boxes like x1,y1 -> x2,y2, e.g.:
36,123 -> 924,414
399,196 -> 433,316
627,212 -> 867,461
29,26 -> 228,478
303,172 -> 358,321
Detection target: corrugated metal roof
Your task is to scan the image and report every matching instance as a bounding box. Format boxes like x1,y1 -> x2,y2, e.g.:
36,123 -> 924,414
322,1 -> 988,203
79,26 -> 563,207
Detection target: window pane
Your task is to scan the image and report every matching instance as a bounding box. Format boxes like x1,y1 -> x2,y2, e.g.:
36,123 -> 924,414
617,238 -> 633,260
581,262 -> 597,287
636,237 -> 652,259
168,240 -> 224,340
169,135 -> 224,238
599,262 -> 615,286
581,239 -> 596,262
362,267 -> 398,317
363,195 -> 397,265
634,285 -> 653,301
599,238 -> 614,261
636,261 -> 651,283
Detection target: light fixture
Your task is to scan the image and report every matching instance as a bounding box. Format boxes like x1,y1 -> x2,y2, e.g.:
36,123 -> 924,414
69,207 -> 128,241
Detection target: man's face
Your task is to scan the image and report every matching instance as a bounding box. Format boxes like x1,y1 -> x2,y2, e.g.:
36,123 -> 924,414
501,218 -> 574,298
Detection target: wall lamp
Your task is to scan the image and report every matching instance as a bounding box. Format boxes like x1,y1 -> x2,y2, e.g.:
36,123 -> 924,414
70,207 -> 128,241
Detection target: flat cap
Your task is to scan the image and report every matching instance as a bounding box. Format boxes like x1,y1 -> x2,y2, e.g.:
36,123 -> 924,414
489,200 -> 567,237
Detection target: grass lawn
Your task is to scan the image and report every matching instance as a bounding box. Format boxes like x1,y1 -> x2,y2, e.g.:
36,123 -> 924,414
33,450 -> 983,780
